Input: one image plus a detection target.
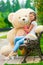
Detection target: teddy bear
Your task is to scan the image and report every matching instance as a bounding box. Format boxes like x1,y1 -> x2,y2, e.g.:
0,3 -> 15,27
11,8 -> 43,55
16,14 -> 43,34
35,25 -> 43,34
0,8 -> 36,56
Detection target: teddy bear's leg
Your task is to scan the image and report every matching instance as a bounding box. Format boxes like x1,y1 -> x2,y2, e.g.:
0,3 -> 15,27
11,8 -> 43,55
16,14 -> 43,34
7,28 -> 16,48
0,44 -> 12,56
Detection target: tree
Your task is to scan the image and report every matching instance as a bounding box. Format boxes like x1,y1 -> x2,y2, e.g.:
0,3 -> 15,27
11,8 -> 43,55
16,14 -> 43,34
12,0 -> 20,12
0,0 -> 13,28
25,0 -> 31,8
0,0 -> 5,12
25,0 -> 35,10
5,0 -> 12,12
34,0 -> 43,25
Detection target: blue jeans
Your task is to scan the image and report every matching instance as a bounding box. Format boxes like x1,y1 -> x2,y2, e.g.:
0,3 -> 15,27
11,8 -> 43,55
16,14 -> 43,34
13,36 -> 25,52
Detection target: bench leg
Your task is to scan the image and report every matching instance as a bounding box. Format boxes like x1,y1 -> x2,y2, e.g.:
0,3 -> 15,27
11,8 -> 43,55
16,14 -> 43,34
22,49 -> 31,63
36,45 -> 43,61
39,49 -> 43,61
22,52 -> 28,63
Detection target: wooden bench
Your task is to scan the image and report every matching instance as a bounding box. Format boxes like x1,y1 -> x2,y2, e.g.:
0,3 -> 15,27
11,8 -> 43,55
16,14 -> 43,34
19,32 -> 43,63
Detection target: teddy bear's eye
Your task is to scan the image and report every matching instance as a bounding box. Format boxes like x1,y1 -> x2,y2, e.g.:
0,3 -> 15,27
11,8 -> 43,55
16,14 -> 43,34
25,15 -> 27,17
19,17 -> 21,18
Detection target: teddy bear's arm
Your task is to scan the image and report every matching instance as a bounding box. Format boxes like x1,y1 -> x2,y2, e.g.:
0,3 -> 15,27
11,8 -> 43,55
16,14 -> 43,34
7,28 -> 16,48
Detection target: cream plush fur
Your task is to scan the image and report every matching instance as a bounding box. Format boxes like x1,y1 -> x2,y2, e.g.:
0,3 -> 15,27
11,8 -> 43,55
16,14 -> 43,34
35,25 -> 43,33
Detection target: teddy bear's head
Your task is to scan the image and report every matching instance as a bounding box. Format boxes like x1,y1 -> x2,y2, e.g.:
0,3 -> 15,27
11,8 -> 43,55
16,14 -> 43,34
8,8 -> 34,28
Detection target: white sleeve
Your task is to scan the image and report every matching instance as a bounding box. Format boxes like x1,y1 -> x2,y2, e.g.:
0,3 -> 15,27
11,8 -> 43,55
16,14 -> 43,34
31,21 -> 37,26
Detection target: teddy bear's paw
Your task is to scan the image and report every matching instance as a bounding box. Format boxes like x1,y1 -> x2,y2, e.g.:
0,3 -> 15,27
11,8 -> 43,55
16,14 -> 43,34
0,45 -> 12,56
35,25 -> 43,34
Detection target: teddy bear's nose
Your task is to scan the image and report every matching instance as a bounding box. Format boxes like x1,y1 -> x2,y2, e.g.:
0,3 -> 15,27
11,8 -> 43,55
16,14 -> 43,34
22,18 -> 25,21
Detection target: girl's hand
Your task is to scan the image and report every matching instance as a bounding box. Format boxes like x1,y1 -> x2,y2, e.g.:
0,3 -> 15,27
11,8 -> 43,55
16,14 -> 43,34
23,24 -> 34,33
23,25 -> 29,33
24,28 -> 29,33
23,25 -> 29,29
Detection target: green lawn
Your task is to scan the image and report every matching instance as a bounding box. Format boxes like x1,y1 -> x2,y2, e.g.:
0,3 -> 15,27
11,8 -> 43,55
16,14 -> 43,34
0,32 -> 7,38
4,61 -> 43,65
0,35 -> 7,38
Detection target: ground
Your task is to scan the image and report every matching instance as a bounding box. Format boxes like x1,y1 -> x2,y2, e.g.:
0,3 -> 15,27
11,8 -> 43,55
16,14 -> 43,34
0,32 -> 43,65
0,39 -> 41,65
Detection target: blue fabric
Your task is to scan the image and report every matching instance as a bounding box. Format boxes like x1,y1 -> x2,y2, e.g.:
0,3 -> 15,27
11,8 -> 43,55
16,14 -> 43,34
14,36 -> 24,45
13,36 -> 25,52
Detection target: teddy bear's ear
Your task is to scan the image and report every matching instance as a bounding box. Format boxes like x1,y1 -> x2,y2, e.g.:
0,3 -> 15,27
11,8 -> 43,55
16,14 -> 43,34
8,12 -> 15,23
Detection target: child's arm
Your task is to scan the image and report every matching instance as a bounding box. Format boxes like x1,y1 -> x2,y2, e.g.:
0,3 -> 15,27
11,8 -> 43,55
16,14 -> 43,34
24,24 -> 34,33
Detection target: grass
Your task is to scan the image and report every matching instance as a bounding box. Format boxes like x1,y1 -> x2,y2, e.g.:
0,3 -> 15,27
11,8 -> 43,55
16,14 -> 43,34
0,32 -> 7,38
0,35 -> 7,38
4,61 -> 43,65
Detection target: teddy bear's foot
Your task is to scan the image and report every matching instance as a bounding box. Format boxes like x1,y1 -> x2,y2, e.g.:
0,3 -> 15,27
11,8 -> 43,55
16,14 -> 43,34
4,56 -> 11,61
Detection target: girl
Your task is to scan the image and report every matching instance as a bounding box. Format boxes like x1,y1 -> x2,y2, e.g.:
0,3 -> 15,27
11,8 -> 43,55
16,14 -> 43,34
6,12 -> 37,59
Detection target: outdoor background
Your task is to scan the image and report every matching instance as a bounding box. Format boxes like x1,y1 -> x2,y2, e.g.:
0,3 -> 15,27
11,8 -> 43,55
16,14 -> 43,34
0,0 -> 43,65
0,0 -> 43,55
0,0 -> 43,29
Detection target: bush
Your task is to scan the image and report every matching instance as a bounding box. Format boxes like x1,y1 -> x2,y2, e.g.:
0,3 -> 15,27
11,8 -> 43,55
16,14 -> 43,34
0,12 -> 12,28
